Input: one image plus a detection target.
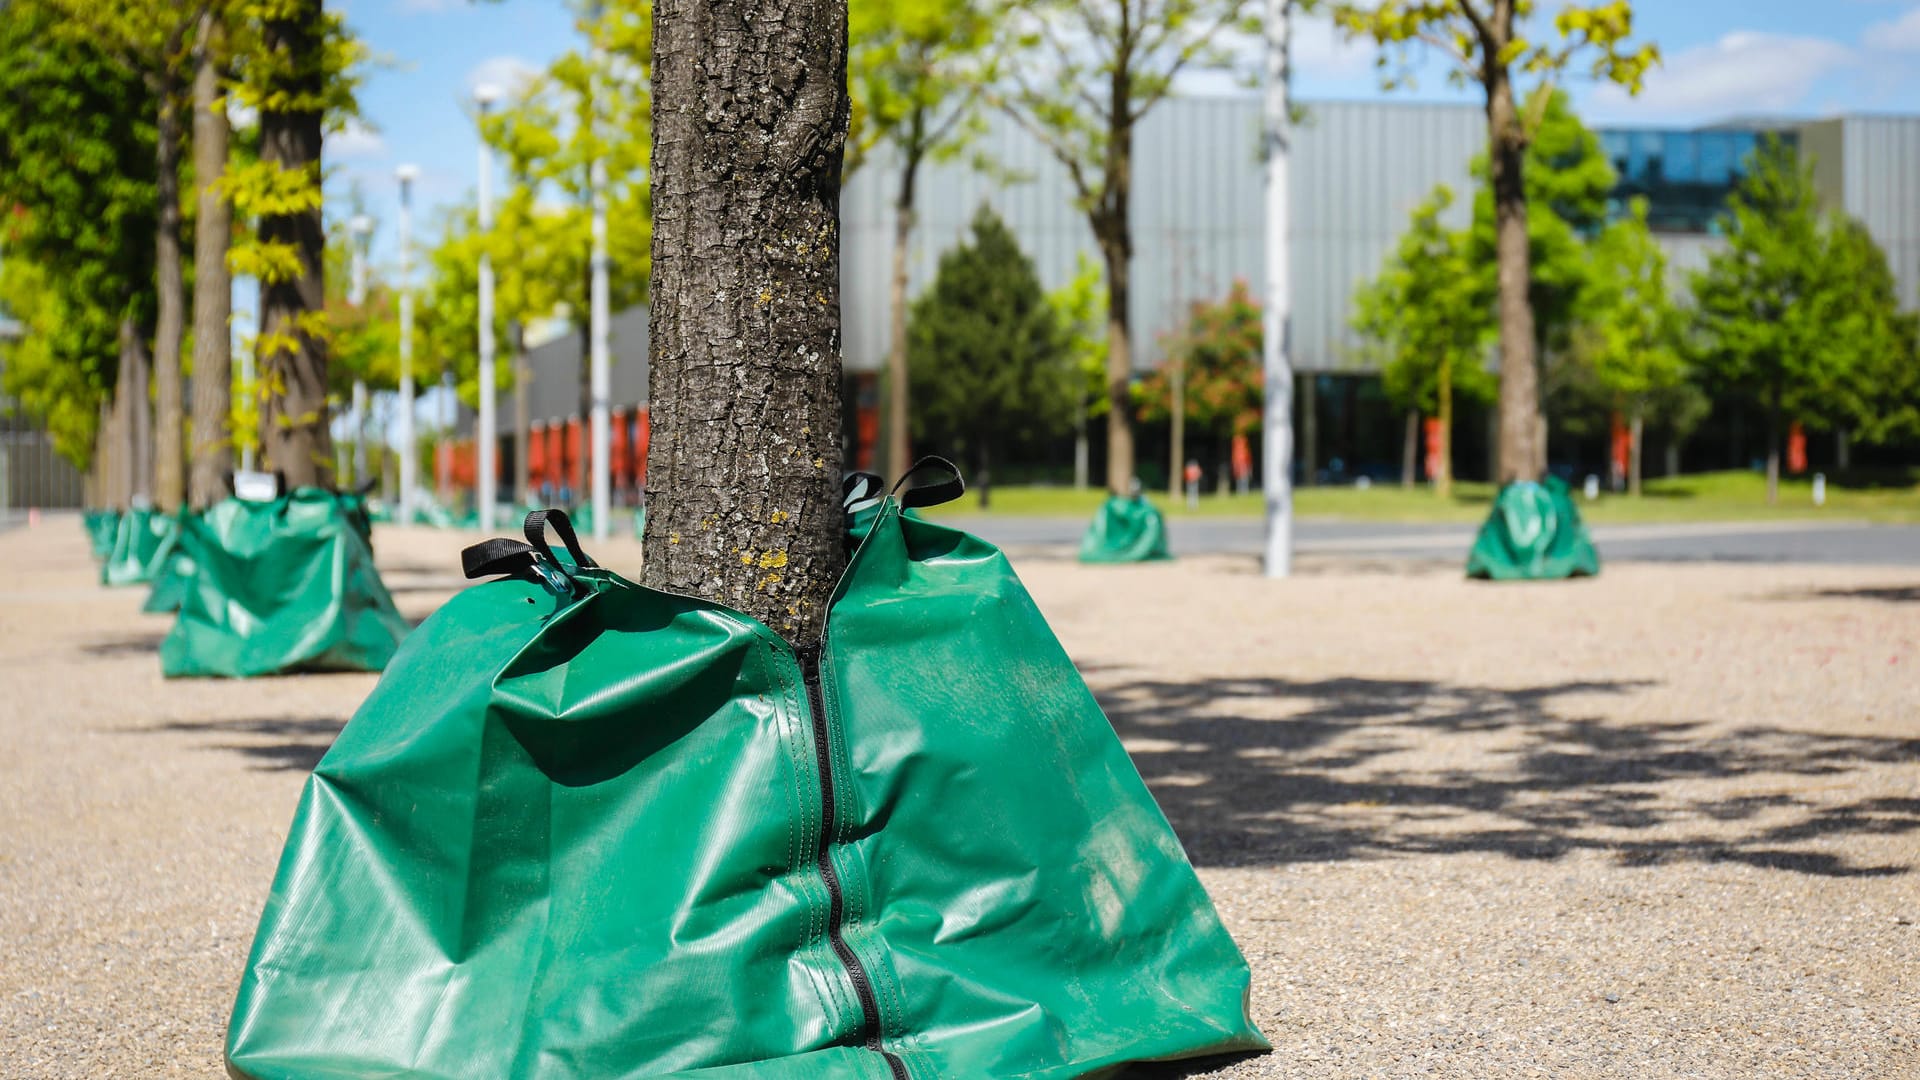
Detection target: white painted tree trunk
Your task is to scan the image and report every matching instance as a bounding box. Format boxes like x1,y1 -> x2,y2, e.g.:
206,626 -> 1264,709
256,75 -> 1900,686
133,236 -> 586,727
1261,0 -> 1293,578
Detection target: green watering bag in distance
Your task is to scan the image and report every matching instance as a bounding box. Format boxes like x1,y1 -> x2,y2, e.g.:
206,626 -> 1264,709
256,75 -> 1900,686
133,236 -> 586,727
1079,493 -> 1174,563
142,498 -> 287,615
101,506 -> 179,587
159,488 -> 408,678
1465,476 -> 1601,581
226,463 -> 1265,1079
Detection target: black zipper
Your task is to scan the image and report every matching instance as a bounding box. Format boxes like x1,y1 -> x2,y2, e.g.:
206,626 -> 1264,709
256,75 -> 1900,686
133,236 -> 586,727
795,642 -> 909,1080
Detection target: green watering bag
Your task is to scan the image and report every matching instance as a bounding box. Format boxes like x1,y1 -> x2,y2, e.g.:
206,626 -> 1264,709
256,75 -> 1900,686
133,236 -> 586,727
226,463 -> 1266,1079
1078,494 -> 1173,564
143,498 -> 286,615
1465,477 -> 1601,581
101,506 -> 180,587
160,488 -> 408,678
84,510 -> 122,561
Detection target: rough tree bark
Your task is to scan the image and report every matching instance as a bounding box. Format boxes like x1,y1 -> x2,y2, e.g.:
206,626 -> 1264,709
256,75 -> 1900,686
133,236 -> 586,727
646,0 -> 850,644
150,28 -> 189,511
512,322 -> 530,503
114,314 -> 155,504
257,0 -> 332,488
1400,408 -> 1417,488
188,10 -> 232,510
884,111 -> 922,481
1095,132 -> 1135,492
1628,410 -> 1643,497
1481,0 -> 1541,484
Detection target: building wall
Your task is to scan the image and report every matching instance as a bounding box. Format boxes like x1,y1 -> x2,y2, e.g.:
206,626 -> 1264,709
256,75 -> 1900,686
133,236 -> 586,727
842,96 -> 1487,376
1835,115 -> 1920,310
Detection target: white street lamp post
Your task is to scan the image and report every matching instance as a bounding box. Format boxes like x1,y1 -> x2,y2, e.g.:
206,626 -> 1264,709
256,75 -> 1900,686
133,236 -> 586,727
588,41 -> 611,541
475,83 -> 502,532
1261,0 -> 1295,578
397,164 -> 419,525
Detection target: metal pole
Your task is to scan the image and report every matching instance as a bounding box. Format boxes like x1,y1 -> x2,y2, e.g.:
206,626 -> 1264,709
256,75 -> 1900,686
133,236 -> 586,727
474,85 -> 502,532
349,215 -> 372,487
397,164 -> 419,524
1261,0 -> 1294,578
588,29 -> 611,541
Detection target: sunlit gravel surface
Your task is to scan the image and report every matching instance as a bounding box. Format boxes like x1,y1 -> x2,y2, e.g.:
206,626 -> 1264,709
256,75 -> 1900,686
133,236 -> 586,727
2,520 -> 1915,1078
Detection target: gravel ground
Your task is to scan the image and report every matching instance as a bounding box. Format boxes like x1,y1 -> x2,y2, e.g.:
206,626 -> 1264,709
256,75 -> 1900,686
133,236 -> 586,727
1,520 -> 1915,1078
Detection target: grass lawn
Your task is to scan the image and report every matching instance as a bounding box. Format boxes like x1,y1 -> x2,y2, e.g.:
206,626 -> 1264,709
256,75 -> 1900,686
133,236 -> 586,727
926,470 -> 1920,525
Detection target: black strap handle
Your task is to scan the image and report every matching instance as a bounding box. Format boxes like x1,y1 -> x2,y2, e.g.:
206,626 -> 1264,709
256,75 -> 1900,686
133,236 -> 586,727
524,508 -> 599,569
462,537 -> 537,580
890,456 -> 965,509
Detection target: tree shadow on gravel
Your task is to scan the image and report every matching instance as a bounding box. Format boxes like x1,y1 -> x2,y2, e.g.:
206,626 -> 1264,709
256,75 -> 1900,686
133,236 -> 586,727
1094,674 -> 1920,877
1763,584 -> 1920,604
151,715 -> 347,771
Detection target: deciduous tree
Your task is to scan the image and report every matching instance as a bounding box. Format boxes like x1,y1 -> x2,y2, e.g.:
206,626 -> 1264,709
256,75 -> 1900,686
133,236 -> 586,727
1333,0 -> 1657,483
993,0 -> 1263,492
908,206 -> 1075,507
1137,279 -> 1265,490
1573,198 -> 1684,495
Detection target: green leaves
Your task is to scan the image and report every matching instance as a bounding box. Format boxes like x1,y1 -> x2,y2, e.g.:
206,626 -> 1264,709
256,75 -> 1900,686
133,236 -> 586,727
908,206 -> 1076,458
1350,186 -> 1495,416
1691,140 -> 1917,443
1136,280 -> 1265,439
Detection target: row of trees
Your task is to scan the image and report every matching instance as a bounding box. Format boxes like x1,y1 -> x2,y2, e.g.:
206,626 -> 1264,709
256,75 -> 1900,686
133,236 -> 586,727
0,0 -> 355,511
1353,89 -> 1919,502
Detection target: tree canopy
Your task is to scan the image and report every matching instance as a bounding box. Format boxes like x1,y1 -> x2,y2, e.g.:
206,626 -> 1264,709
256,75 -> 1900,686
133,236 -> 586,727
909,206 -> 1076,505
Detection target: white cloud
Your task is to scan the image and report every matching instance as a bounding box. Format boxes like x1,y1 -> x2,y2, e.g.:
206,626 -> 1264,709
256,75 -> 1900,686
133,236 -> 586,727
1588,31 -> 1852,120
1292,13 -> 1378,80
466,55 -> 540,100
327,118 -> 386,159
1865,6 -> 1920,50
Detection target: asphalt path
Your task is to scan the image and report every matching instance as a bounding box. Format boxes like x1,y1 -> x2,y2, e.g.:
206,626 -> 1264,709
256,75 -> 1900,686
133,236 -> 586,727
957,516 -> 1920,566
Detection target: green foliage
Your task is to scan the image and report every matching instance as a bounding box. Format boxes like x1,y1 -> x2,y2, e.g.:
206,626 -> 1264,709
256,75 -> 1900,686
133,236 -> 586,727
0,1 -> 161,468
1047,253 -> 1109,417
1137,279 -> 1264,441
1332,0 -> 1658,100
460,0 -> 651,378
1350,186 -> 1496,416
908,207 -> 1076,488
1689,139 -> 1914,442
847,0 -> 992,178
1574,197 -> 1685,409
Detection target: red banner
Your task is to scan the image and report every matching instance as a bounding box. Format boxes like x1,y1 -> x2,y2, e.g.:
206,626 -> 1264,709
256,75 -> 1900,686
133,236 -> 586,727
1787,421 -> 1808,474
1423,418 -> 1444,481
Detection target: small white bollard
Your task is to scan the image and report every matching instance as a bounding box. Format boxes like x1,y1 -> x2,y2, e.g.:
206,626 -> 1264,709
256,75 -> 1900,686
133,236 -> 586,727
1584,474 -> 1600,500
1355,475 -> 1371,490
1812,472 -> 1826,507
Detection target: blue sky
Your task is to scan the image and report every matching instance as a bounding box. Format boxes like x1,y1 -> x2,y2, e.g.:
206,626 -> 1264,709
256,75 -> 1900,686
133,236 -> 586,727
323,0 -> 1920,268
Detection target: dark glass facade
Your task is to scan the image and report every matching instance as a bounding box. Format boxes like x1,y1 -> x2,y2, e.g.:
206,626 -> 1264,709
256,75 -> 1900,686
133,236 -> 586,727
1596,128 -> 1796,234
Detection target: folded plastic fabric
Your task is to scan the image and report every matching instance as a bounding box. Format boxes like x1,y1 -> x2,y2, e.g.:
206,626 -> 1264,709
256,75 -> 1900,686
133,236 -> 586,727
1466,477 -> 1602,580
159,488 -> 408,677
226,464 -> 1265,1079
1078,493 -> 1174,563
100,507 -> 179,587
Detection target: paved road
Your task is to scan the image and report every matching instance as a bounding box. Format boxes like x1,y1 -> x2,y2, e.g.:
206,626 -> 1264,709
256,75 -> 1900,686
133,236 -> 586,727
959,516 -> 1920,566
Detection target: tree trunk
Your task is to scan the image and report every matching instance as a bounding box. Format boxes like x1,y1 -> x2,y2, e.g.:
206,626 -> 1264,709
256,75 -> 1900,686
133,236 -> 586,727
256,0 -> 331,489
885,114 -> 921,480
188,14 -> 233,511
1835,427 -> 1850,472
512,321 -> 530,503
1072,395 -> 1088,490
118,314 -> 154,504
1628,409 -> 1644,497
152,49 -> 188,511
1400,408 -> 1416,488
1482,11 -> 1541,485
1664,440 -> 1678,478
1095,88 -> 1136,494
576,320 -> 592,499
1100,231 -> 1134,492
645,0 -> 849,644
1436,352 -> 1453,498
1765,378 -> 1780,506
1167,353 -> 1184,501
